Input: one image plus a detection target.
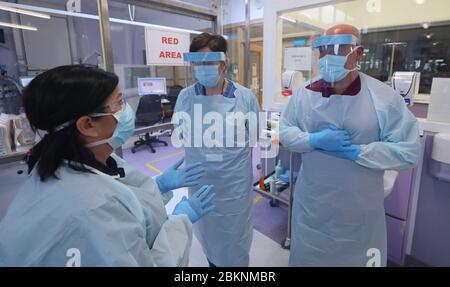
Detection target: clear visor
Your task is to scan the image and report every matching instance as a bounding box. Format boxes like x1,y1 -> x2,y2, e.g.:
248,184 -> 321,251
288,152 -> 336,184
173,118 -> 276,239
316,43 -> 357,57
311,34 -> 361,86
183,52 -> 226,95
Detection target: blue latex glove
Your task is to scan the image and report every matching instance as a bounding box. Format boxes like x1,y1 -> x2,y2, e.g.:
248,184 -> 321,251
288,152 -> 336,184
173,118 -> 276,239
320,144 -> 361,161
156,157 -> 205,193
309,125 -> 352,151
173,185 -> 216,223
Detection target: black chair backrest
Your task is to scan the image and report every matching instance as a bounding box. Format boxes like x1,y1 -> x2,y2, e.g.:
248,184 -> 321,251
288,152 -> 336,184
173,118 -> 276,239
163,85 -> 183,120
167,85 -> 183,106
135,94 -> 163,126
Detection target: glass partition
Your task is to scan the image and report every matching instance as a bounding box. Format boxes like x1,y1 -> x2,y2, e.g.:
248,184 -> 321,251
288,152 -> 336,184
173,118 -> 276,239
0,0 -> 102,157
277,0 -> 450,103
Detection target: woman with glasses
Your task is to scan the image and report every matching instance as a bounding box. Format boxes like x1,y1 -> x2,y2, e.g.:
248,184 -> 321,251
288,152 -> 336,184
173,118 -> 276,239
0,65 -> 215,267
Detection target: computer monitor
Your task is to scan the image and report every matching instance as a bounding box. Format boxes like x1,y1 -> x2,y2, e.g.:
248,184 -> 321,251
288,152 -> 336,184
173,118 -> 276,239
137,77 -> 167,96
19,77 -> 34,87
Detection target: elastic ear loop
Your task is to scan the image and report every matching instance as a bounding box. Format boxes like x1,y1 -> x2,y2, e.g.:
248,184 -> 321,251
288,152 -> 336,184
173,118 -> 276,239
348,46 -> 362,71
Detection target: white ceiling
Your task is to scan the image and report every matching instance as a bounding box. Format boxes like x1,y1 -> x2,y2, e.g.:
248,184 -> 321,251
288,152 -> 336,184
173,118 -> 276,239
283,0 -> 450,32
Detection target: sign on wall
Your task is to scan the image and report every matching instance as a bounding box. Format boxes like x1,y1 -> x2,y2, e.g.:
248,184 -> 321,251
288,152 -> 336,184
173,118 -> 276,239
284,47 -> 311,71
145,28 -> 190,66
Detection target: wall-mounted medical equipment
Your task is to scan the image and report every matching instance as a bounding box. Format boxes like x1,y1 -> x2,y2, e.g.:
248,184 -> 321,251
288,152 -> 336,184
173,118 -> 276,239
392,72 -> 420,106
0,74 -> 23,115
281,70 -> 304,97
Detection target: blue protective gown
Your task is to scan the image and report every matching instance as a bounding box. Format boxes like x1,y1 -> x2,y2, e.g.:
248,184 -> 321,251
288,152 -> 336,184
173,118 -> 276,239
280,73 -> 420,266
0,155 -> 192,267
173,81 -> 260,266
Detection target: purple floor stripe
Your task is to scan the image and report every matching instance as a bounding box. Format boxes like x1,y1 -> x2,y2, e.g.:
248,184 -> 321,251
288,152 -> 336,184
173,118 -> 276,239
252,193 -> 289,244
409,103 -> 428,118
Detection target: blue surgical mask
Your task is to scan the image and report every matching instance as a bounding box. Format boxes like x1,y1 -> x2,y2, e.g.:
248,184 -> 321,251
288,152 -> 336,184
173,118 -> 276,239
85,103 -> 136,149
194,65 -> 221,88
318,48 -> 359,83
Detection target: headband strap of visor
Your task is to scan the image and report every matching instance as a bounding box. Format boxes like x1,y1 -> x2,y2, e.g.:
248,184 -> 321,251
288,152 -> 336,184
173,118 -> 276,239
183,52 -> 226,63
312,34 -> 361,48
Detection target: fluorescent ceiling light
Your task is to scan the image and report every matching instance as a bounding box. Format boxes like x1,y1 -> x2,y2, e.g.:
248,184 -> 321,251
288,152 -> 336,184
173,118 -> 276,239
299,12 -> 313,21
0,5 -> 50,19
382,42 -> 407,46
0,1 -> 210,36
108,17 -> 203,35
0,21 -> 37,31
280,15 -> 297,23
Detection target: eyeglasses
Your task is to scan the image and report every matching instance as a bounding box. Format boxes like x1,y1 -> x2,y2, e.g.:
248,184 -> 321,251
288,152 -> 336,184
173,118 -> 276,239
91,98 -> 126,118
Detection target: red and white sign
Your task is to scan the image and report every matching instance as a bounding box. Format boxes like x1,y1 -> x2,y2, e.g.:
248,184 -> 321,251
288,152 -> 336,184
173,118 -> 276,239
145,28 -> 190,66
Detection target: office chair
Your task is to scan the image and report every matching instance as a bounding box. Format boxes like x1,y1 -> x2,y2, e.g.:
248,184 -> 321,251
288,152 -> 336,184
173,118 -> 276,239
163,85 -> 183,120
131,95 -> 168,154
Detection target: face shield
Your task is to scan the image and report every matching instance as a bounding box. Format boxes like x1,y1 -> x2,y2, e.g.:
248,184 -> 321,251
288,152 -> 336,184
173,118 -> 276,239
183,52 -> 226,96
312,34 -> 362,86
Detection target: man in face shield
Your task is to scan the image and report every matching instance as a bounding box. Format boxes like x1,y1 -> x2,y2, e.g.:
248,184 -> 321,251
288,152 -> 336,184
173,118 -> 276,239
279,24 -> 421,266
172,33 -> 260,267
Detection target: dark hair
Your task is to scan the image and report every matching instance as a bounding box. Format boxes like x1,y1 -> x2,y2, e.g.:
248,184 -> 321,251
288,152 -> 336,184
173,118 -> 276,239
23,65 -> 119,181
189,32 -> 227,53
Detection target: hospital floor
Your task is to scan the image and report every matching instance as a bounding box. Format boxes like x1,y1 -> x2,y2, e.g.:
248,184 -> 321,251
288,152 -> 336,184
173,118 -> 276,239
123,136 -> 290,267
